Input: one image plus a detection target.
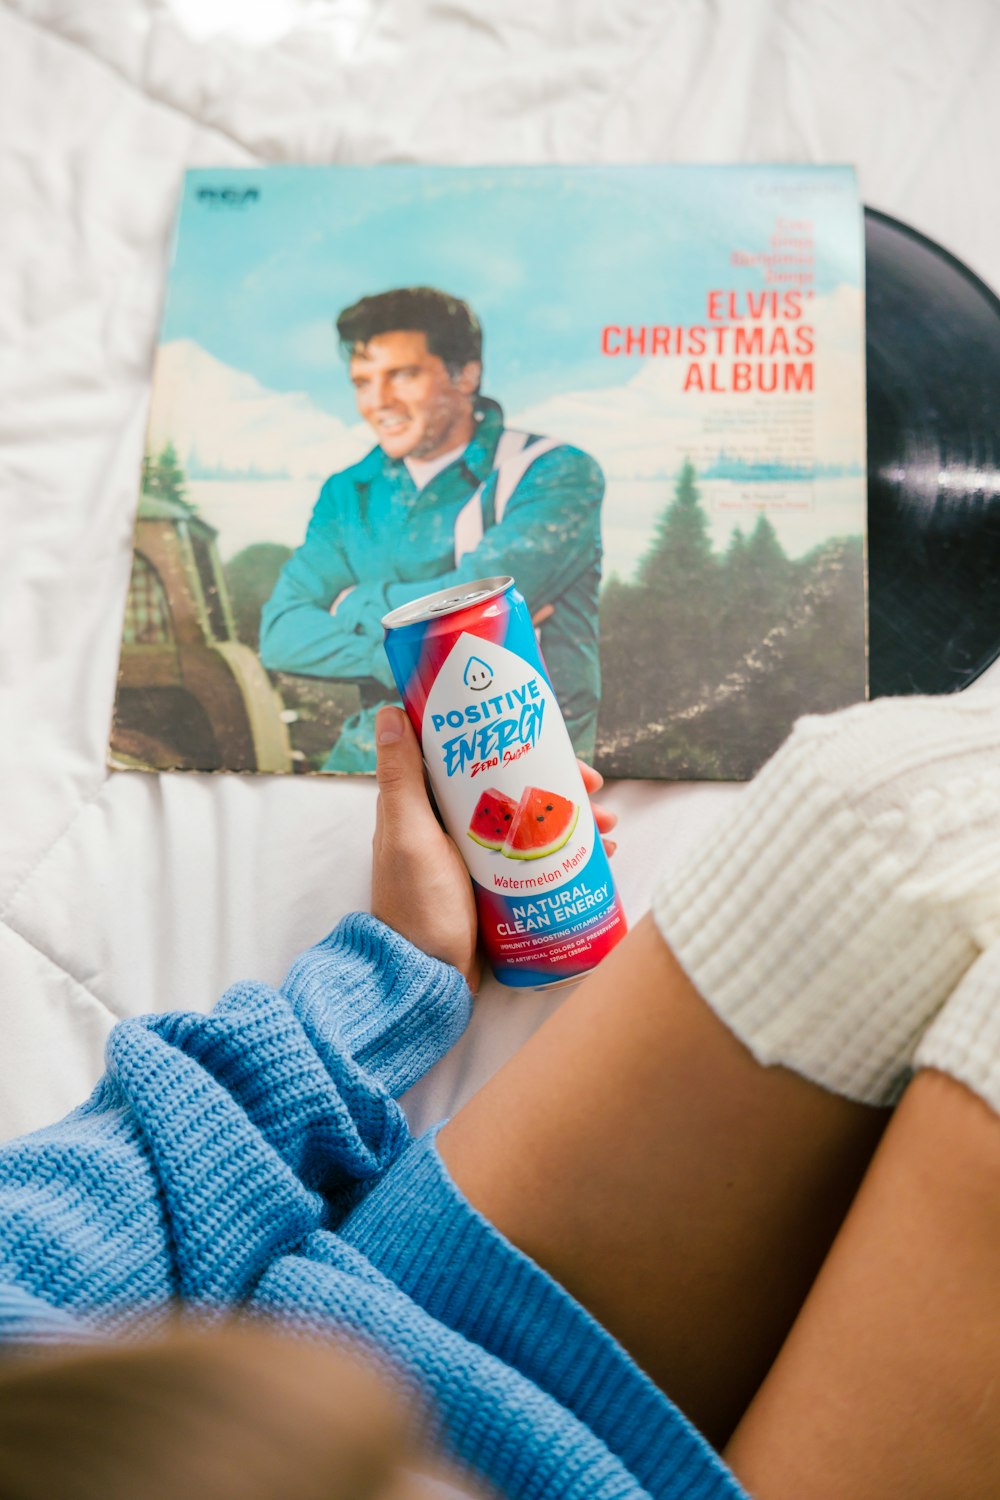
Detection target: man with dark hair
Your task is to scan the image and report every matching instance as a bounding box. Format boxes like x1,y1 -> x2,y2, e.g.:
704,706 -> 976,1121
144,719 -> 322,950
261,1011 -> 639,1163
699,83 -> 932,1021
336,287 -> 483,385
260,286 -> 604,771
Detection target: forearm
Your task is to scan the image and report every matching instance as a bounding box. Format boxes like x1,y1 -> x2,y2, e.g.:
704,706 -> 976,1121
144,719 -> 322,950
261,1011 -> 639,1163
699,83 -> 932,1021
0,916 -> 470,1344
259,591 -> 393,684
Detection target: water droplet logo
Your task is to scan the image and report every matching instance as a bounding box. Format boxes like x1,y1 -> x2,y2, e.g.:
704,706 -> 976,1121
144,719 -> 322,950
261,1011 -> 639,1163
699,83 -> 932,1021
464,656 -> 494,692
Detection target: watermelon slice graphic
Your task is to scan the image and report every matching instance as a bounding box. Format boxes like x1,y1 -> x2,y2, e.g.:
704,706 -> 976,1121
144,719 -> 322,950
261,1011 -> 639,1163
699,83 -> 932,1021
467,787 -> 519,851
502,786 -> 579,861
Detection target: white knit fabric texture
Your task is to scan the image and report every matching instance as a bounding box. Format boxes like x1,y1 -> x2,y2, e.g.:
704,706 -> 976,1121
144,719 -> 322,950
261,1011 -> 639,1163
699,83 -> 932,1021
916,941 -> 1000,1114
652,693 -> 1000,1106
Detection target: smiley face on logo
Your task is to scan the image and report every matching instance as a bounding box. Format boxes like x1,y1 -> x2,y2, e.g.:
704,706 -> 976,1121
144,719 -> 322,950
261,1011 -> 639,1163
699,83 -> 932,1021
463,655 -> 494,692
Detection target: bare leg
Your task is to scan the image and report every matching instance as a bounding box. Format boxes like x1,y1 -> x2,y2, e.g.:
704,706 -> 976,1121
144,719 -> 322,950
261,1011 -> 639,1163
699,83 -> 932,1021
724,1067 -> 1000,1498
439,915 -> 887,1444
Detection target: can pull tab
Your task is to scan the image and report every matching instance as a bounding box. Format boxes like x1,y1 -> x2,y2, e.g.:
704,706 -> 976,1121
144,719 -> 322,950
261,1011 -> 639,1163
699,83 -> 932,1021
428,589 -> 492,613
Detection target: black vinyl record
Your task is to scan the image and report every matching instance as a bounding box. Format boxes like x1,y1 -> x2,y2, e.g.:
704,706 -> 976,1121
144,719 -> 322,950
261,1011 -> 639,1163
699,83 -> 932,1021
865,207 -> 1000,696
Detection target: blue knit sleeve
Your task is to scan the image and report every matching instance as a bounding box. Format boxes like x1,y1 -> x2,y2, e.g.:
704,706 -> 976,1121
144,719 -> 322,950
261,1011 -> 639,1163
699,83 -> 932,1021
0,914 -> 470,1347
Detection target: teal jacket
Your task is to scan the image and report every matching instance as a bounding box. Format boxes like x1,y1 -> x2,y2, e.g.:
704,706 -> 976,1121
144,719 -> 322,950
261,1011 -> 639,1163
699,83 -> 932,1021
259,398 -> 604,771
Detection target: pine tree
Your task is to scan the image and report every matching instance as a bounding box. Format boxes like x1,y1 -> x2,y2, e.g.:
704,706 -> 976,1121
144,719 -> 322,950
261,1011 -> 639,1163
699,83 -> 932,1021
143,442 -> 192,509
719,513 -> 794,656
595,459 -> 726,752
725,524 -> 747,564
637,459 -> 714,594
638,460 -> 721,698
744,513 -> 787,586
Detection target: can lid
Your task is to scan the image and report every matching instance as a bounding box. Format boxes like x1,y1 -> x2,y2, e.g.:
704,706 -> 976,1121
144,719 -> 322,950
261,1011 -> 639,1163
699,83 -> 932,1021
381,576 -> 514,629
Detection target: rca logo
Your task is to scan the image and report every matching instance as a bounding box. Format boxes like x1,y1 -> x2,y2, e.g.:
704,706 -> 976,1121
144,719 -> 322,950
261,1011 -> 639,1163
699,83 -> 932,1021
196,187 -> 260,207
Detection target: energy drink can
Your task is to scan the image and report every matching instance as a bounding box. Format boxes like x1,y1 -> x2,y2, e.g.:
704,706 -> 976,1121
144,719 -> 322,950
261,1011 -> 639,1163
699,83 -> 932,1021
381,576 -> 627,988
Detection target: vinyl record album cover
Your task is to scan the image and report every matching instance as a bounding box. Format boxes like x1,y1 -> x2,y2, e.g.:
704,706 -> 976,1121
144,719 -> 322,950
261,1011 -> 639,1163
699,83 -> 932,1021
110,164 -> 867,779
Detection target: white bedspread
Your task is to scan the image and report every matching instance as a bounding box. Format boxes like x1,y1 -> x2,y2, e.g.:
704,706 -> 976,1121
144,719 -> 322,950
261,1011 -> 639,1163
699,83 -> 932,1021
2,0 -> 999,1142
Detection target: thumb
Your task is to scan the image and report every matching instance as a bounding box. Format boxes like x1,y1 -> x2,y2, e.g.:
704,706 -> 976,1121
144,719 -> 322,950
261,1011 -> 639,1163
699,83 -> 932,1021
374,706 -> 432,841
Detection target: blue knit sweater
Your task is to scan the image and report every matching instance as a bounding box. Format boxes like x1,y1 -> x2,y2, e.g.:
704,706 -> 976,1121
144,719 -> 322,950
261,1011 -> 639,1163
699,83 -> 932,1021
0,913 -> 745,1500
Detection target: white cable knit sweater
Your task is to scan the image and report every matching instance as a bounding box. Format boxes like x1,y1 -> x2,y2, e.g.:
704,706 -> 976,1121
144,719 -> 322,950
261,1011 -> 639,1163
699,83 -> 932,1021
652,692 -> 1000,1107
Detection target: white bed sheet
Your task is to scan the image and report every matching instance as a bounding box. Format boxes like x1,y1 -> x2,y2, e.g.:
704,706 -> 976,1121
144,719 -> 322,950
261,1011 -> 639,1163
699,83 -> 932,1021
2,0 -> 999,1142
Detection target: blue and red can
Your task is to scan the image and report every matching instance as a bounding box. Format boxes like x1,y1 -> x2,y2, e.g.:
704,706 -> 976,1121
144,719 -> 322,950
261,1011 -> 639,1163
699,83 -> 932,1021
381,576 -> 627,988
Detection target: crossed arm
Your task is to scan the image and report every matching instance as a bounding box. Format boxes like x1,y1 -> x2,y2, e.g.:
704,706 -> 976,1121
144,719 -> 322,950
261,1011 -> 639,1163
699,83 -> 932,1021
258,447 -> 601,685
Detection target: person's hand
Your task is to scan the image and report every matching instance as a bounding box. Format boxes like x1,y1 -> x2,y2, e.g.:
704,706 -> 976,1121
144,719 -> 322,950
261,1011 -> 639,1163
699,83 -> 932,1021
372,706 -> 481,990
371,706 -> 616,993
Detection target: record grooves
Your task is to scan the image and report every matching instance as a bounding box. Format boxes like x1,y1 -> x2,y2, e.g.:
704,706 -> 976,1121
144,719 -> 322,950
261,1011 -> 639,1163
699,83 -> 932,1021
865,207 -> 1000,696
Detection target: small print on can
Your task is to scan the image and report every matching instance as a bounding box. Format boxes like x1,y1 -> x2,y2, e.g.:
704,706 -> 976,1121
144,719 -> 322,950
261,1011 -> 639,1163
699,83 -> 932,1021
382,576 -> 628,989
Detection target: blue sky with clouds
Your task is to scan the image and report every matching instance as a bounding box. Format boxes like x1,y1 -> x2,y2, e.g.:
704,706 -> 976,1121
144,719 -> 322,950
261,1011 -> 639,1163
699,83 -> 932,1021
162,164 -> 862,419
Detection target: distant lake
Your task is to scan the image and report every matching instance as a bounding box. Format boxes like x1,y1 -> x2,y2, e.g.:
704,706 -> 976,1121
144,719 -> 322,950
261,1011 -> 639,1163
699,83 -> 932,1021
602,475 -> 865,581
